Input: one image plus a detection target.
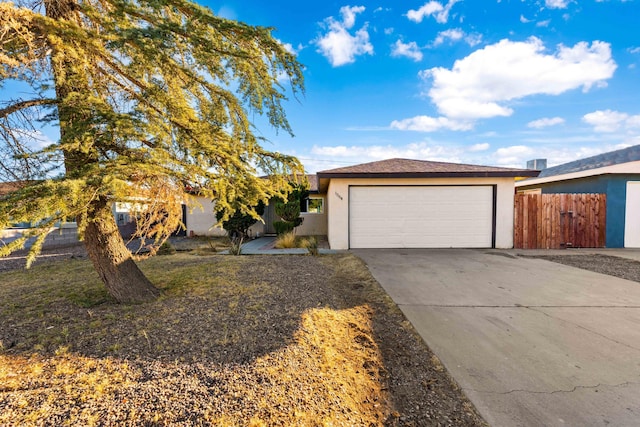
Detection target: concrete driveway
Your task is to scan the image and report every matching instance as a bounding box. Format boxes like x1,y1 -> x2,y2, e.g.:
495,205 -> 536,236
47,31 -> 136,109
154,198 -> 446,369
354,249 -> 640,427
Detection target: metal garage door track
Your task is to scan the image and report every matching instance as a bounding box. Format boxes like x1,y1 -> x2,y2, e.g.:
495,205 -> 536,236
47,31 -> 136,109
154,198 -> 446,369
354,248 -> 640,427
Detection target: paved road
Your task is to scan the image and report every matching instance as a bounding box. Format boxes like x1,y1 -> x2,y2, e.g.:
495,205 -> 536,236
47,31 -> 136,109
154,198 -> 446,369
354,249 -> 640,427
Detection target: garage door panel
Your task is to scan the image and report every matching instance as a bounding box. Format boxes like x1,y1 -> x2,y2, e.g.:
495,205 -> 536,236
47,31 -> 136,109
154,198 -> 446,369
349,186 -> 493,248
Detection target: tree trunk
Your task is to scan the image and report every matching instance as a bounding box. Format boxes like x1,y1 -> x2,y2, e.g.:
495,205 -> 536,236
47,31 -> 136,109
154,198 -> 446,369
44,0 -> 160,304
83,197 -> 161,304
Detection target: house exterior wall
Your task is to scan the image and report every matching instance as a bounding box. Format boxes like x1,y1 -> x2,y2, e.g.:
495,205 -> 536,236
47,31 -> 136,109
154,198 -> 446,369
516,174 -> 640,248
247,195 -> 328,236
186,195 -> 329,238
326,177 -> 516,250
299,196 -> 328,235
185,195 -> 227,237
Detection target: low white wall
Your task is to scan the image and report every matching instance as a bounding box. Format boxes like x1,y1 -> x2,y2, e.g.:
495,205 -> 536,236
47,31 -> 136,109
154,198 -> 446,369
0,223 -> 80,248
326,177 -> 516,250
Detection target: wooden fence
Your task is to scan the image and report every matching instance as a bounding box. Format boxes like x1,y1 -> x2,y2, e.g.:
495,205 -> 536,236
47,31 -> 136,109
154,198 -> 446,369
514,193 -> 606,249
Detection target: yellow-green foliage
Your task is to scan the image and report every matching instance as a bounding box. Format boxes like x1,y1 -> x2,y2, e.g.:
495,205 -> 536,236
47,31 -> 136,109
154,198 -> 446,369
0,0 -> 305,262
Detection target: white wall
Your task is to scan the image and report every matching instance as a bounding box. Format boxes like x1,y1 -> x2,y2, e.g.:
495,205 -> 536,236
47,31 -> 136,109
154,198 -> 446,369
624,181 -> 640,248
185,196 -> 227,237
326,177 -> 516,250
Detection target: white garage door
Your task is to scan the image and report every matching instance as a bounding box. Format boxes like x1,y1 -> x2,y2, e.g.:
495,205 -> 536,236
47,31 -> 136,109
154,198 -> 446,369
349,186 -> 494,248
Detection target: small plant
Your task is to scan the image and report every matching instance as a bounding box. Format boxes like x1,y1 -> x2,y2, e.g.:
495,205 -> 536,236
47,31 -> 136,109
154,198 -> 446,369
274,232 -> 297,249
157,241 -> 176,255
228,236 -> 244,255
302,236 -> 319,256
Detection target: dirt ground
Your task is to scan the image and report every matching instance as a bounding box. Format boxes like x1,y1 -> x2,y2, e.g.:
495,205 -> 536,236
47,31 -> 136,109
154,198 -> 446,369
0,243 -> 486,426
523,253 -> 640,283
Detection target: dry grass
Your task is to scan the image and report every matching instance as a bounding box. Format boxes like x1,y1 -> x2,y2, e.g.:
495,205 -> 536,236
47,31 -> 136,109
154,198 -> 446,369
0,252 -> 485,426
273,231 -> 297,249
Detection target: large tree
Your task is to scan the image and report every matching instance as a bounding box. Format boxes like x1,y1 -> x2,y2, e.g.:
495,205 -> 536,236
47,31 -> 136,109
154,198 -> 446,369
0,0 -> 304,303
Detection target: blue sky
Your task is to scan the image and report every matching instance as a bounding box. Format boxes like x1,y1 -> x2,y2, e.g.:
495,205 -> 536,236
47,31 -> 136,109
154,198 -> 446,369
3,1 -> 638,174
206,0 -> 640,172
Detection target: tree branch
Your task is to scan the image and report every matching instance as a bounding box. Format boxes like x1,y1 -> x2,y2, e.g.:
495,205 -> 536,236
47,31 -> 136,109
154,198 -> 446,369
0,98 -> 56,119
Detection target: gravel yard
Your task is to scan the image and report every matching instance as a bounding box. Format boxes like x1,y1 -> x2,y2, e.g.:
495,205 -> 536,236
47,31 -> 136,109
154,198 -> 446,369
0,244 -> 485,426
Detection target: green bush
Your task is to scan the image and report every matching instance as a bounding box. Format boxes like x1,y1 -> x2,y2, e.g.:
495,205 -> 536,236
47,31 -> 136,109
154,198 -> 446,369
273,220 -> 295,236
157,241 -> 176,255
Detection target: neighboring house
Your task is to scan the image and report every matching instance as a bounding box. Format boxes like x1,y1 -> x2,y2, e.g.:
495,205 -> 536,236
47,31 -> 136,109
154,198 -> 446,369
0,181 -> 80,248
515,145 -> 640,248
316,158 -> 538,250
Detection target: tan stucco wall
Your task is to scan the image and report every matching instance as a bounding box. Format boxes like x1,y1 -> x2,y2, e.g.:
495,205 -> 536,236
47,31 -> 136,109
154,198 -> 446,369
247,195 -> 328,236
298,212 -> 328,236
188,195 -> 328,238
185,196 -> 227,237
326,177 -> 516,250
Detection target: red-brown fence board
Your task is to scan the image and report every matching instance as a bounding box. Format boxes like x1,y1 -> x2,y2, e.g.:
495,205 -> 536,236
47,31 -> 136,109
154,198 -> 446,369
514,193 -> 606,249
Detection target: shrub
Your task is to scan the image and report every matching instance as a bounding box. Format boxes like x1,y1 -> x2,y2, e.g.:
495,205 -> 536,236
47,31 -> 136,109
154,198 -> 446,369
273,220 -> 295,236
273,183 -> 307,235
301,236 -> 319,256
228,236 -> 244,255
157,241 -> 176,255
274,232 -> 297,249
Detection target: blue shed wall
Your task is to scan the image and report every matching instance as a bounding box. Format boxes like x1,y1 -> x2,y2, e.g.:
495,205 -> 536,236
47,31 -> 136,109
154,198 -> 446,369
520,174 -> 640,248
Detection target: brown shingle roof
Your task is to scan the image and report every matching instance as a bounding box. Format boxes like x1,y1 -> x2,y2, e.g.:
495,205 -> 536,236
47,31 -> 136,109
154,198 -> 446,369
0,181 -> 27,197
317,158 -> 539,177
306,174 -> 319,193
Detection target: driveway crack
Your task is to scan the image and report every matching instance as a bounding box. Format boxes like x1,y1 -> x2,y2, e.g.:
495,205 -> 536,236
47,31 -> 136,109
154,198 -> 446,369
464,380 -> 640,396
524,306 -> 640,352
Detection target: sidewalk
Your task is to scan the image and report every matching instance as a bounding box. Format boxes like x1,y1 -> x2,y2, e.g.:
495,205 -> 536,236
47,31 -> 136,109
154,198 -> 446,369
236,236 -> 337,255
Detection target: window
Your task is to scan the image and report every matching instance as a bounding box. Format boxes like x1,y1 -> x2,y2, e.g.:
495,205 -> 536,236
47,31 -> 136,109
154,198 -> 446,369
301,196 -> 324,214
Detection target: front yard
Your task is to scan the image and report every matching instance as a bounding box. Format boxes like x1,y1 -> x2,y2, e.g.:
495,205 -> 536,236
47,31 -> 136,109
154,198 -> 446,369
0,249 -> 485,426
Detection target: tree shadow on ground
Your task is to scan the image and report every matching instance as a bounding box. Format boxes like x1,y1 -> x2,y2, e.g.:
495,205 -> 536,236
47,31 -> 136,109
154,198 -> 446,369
0,252 -> 485,426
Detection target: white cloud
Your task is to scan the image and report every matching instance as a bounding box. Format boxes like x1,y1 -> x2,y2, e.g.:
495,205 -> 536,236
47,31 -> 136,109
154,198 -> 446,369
391,40 -> 423,61
311,142 -> 463,164
464,33 -> 483,47
536,19 -> 551,27
276,39 -> 302,55
384,27 -> 394,35
494,145 -> 535,166
433,28 -> 482,47
389,115 -> 472,132
582,109 -> 640,132
407,0 -> 461,24
315,6 -> 373,67
629,47 -> 640,54
469,143 -> 490,152
422,37 -> 616,121
520,15 -> 532,23
492,145 -> 617,169
433,28 -> 464,45
545,0 -> 570,9
527,117 -> 565,128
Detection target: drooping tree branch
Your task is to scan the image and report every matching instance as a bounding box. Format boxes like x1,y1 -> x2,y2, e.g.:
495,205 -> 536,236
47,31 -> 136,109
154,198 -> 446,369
0,98 -> 57,119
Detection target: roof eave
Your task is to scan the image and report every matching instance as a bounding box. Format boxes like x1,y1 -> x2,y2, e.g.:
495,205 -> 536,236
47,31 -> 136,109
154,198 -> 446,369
317,171 -> 540,179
